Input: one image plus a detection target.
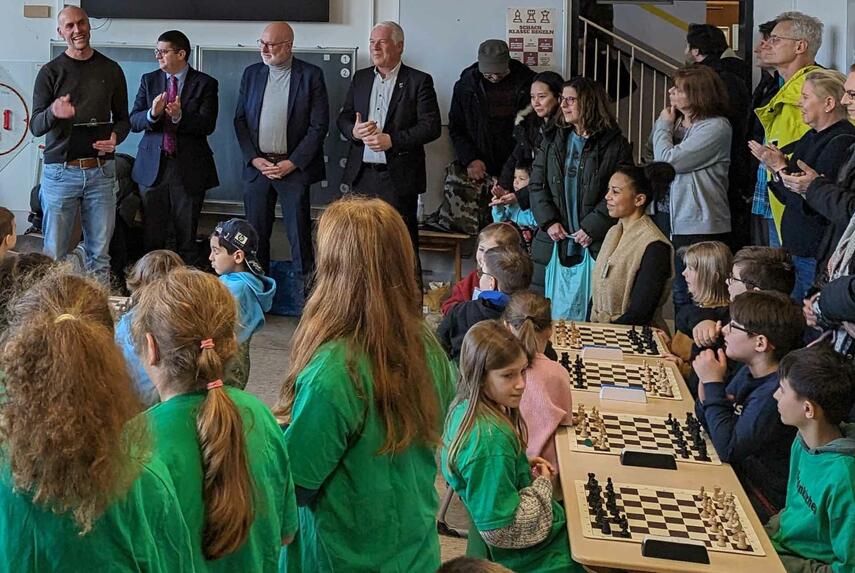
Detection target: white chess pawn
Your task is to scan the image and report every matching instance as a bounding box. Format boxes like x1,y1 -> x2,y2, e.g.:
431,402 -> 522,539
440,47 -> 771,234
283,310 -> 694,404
736,532 -> 749,550
716,533 -> 727,547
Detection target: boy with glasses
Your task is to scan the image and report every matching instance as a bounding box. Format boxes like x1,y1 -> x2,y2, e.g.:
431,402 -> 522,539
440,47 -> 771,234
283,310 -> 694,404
693,291 -> 805,522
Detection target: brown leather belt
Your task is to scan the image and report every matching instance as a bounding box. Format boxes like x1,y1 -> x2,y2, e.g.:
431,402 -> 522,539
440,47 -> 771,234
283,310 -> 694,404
65,157 -> 104,169
263,153 -> 288,163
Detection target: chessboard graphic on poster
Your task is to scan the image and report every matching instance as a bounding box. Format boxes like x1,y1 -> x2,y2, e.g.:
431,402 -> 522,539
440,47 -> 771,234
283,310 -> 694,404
507,7 -> 556,71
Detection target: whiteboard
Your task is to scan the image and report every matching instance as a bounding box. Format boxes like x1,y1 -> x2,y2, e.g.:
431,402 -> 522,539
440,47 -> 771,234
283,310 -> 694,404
400,0 -> 568,124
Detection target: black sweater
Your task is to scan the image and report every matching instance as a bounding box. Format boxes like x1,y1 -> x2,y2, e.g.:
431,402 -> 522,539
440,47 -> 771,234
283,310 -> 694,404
31,51 -> 130,164
612,241 -> 671,326
768,120 -> 855,257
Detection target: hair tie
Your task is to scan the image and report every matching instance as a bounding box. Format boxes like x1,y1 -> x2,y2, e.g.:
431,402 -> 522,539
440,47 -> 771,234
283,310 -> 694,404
54,314 -> 77,324
200,338 -> 215,350
206,379 -> 224,391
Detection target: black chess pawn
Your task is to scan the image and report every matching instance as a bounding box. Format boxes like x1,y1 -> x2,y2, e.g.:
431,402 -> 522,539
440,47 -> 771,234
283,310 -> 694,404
606,478 -> 614,493
698,441 -> 711,462
595,507 -> 606,526
619,517 -> 631,538
601,519 -> 612,535
679,444 -> 689,458
666,413 -> 674,426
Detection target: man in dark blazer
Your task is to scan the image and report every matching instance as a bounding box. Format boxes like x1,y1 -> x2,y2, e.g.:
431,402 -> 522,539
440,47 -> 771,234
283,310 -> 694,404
234,21 -> 329,277
337,21 -> 441,264
130,29 -> 218,263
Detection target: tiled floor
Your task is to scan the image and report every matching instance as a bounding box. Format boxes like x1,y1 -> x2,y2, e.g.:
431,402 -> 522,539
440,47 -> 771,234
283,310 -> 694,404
244,314 -> 468,562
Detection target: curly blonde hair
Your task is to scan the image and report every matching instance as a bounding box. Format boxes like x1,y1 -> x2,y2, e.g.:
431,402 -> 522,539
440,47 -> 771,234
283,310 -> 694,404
0,271 -> 148,533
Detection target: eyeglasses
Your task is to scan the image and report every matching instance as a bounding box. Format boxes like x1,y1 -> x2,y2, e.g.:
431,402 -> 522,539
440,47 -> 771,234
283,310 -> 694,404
559,95 -> 578,105
727,321 -> 755,336
257,39 -> 293,49
726,273 -> 756,289
768,34 -> 802,45
154,48 -> 178,57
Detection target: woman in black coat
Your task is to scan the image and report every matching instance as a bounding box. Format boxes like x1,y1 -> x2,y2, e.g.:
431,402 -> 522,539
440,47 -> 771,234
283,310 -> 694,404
527,77 -> 632,309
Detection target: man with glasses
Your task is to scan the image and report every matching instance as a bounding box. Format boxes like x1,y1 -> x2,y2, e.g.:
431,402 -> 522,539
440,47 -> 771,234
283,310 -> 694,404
448,39 -> 533,186
30,5 -> 130,284
130,30 -> 219,264
234,21 -> 329,280
752,12 -> 823,248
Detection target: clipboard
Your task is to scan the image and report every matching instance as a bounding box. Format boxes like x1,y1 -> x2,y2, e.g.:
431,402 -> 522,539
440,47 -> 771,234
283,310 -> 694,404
68,120 -> 113,161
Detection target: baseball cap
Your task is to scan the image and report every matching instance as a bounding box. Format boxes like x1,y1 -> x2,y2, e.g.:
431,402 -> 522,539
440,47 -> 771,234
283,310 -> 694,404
478,39 -> 511,74
214,218 -> 265,276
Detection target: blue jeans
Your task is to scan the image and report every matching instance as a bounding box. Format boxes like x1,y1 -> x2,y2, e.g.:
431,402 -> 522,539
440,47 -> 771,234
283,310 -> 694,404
791,255 -> 816,302
40,160 -> 116,282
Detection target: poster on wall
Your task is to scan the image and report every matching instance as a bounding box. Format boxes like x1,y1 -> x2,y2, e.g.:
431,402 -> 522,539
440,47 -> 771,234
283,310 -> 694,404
507,7 -> 556,71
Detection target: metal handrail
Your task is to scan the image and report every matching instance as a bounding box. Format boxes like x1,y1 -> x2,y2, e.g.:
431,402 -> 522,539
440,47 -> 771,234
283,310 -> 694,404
578,16 -> 679,162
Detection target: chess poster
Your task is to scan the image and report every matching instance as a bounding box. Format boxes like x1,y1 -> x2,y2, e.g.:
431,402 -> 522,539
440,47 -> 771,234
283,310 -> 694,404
507,7 -> 556,70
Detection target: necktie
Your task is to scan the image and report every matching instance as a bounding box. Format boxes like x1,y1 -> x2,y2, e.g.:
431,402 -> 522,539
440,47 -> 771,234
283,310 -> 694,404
162,75 -> 178,155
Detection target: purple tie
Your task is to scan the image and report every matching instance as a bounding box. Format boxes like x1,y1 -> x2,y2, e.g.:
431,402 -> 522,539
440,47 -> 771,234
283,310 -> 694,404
162,75 -> 178,155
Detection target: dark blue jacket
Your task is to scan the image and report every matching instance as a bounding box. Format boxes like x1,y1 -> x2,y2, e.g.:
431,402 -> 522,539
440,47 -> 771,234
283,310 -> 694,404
696,366 -> 795,510
437,291 -> 508,361
129,66 -> 219,190
233,58 -> 329,185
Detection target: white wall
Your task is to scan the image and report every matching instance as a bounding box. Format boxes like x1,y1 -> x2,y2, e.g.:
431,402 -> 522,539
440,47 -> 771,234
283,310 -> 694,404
612,1 -> 706,63
0,0 -> 404,229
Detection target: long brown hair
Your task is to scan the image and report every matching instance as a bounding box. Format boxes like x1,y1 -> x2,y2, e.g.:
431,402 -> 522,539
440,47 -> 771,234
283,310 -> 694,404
276,196 -> 441,454
673,64 -> 729,120
0,272 -> 147,533
131,268 -> 252,560
563,76 -> 618,134
502,291 -> 552,356
444,321 -> 530,478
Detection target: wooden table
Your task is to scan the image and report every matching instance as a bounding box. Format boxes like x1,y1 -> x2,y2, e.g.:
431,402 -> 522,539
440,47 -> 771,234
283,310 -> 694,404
418,229 -> 470,282
556,429 -> 785,572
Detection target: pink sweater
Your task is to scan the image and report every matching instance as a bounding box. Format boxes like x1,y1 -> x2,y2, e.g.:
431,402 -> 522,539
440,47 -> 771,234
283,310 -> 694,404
519,353 -> 574,471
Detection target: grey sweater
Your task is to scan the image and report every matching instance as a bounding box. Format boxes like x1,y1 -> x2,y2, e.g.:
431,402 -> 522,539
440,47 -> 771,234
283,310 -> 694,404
653,116 -> 732,235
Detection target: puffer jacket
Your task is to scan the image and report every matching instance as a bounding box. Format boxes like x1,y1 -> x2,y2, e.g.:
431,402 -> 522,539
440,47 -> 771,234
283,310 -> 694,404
528,123 -> 632,286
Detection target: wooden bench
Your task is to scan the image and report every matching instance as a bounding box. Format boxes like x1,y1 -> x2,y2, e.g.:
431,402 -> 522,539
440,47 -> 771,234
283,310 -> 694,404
418,229 -> 470,282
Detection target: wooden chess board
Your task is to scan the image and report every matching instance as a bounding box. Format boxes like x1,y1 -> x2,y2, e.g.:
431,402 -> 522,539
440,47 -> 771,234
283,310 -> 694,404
559,353 -> 683,401
574,477 -> 765,557
552,321 -> 668,357
569,406 -> 721,465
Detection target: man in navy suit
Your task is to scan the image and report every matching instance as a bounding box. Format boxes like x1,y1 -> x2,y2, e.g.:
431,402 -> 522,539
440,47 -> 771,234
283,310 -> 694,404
234,21 -> 329,278
130,30 -> 218,263
337,21 -> 441,277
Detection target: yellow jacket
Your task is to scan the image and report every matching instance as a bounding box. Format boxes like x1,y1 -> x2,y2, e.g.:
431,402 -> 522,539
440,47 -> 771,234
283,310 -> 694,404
754,64 -> 822,233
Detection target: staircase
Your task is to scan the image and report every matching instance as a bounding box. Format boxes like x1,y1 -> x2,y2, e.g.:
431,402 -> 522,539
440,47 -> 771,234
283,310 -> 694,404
577,16 -> 679,163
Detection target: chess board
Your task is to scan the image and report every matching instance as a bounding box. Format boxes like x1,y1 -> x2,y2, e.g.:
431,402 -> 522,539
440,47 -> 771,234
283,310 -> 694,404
552,321 -> 667,357
559,353 -> 683,401
575,478 -> 765,557
569,408 -> 721,465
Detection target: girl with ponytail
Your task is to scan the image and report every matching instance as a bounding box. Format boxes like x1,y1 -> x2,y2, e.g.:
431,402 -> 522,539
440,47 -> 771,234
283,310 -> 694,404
132,268 -> 297,572
591,162 -> 676,331
503,292 -> 573,472
0,271 -> 194,571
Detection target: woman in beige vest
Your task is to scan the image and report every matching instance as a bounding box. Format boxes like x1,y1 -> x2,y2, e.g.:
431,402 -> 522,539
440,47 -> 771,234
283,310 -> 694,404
591,162 -> 675,331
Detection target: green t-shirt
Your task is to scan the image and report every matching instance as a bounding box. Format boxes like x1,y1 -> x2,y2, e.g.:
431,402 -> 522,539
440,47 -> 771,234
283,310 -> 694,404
441,401 -> 581,573
281,337 -> 456,573
146,387 -> 298,573
0,456 -> 195,572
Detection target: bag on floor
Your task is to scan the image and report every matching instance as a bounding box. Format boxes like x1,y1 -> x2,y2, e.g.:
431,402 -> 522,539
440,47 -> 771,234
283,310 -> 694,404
422,162 -> 491,236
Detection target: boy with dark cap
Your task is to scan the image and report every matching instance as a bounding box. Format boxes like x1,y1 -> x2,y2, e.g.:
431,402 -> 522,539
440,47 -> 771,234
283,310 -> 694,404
209,218 -> 276,388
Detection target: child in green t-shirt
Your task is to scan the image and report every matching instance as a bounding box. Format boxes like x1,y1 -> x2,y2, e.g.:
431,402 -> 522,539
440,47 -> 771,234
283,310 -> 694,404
0,272 -> 194,572
442,320 -> 583,573
768,343 -> 855,572
132,268 -> 297,572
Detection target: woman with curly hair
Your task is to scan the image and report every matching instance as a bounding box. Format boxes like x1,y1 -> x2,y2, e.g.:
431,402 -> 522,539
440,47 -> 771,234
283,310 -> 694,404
0,272 -> 194,572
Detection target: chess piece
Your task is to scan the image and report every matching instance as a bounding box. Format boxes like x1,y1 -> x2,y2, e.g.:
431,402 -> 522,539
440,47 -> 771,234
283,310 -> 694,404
619,518 -> 631,538
580,421 -> 589,439
699,486 -> 705,498
701,500 -> 711,519
601,519 -> 612,535
606,478 -> 614,493
716,533 -> 727,547
728,511 -> 740,529
736,532 -> 748,550
713,486 -> 722,501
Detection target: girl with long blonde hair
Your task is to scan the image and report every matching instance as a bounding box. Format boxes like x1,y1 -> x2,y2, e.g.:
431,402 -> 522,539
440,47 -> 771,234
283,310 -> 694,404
132,268 -> 297,572
441,320 -> 582,572
276,196 -> 456,572
0,272 -> 193,571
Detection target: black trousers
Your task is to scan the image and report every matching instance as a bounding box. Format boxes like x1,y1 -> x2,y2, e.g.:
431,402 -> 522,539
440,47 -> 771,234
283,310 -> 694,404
140,156 -> 205,264
352,165 -> 422,285
243,174 -> 315,278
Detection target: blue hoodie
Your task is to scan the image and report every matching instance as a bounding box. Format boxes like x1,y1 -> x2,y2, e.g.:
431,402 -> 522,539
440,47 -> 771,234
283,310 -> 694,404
114,308 -> 159,406
219,271 -> 276,343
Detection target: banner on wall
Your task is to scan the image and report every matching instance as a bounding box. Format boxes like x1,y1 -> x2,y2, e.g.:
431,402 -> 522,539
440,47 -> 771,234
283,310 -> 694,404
507,7 -> 556,71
